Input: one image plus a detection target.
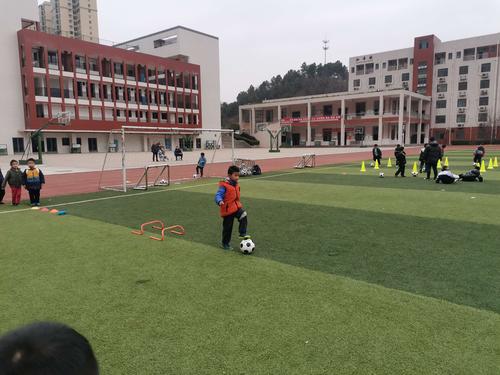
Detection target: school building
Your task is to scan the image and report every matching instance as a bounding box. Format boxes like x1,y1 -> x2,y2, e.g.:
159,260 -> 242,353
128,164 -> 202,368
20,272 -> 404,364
240,32 -> 500,147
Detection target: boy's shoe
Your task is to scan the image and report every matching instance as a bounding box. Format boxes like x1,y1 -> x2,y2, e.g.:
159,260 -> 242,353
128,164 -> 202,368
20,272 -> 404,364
239,235 -> 251,240
35,203 -> 41,206
221,244 -> 233,251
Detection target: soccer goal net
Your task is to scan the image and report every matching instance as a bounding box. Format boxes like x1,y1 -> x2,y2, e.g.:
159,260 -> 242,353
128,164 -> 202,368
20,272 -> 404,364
98,126 -> 236,192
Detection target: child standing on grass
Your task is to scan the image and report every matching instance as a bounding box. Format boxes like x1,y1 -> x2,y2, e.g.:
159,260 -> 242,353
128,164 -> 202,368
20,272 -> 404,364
1,160 -> 23,206
23,158 -> 45,206
196,152 -> 207,177
394,146 -> 407,177
0,168 -> 5,204
215,165 -> 251,251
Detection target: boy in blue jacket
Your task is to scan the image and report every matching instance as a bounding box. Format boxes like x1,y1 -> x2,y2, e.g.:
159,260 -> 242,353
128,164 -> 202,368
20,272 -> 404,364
23,158 -> 45,206
196,152 -> 207,177
215,166 -> 251,250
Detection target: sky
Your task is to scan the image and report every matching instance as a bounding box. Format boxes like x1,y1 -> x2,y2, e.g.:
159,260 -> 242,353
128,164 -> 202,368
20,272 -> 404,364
40,0 -> 500,102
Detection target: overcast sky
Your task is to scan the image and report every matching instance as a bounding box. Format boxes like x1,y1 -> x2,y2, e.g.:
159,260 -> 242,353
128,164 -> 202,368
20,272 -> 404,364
41,0 -> 500,102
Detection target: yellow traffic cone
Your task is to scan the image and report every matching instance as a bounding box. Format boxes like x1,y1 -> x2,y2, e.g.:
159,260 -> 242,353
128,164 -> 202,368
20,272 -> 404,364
444,157 -> 449,167
374,160 -> 380,170
387,158 -> 393,168
487,158 -> 494,170
437,159 -> 442,169
480,160 -> 487,173
412,161 -> 418,174
360,161 -> 366,172
494,157 -> 499,168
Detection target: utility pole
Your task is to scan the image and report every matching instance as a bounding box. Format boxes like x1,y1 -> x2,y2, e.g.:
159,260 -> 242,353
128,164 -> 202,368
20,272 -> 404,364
322,39 -> 330,65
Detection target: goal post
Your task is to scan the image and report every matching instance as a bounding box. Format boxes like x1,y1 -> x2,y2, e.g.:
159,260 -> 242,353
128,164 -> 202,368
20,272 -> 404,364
134,163 -> 170,190
98,126 -> 236,192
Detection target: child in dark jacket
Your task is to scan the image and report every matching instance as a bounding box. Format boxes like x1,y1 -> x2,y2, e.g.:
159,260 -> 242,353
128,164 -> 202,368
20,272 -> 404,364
0,168 -> 5,204
215,165 -> 250,251
1,160 -> 23,206
23,158 -> 45,206
395,146 -> 407,177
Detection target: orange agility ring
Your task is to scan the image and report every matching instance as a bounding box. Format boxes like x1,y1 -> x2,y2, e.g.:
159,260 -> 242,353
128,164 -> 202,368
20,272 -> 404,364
132,220 -> 185,242
131,220 -> 165,236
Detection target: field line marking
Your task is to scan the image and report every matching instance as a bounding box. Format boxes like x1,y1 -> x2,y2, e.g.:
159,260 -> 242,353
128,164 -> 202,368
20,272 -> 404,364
0,163 -> 355,216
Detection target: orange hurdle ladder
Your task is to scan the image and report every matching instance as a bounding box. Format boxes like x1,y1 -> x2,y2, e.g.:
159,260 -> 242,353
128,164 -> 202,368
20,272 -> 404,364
132,220 -> 185,241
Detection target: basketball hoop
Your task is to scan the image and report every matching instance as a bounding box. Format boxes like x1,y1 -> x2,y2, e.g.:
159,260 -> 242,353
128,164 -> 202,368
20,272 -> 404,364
51,111 -> 71,127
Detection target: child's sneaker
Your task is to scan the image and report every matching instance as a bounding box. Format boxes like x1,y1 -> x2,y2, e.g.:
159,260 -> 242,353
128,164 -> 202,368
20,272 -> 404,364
221,244 -> 233,251
239,235 -> 251,240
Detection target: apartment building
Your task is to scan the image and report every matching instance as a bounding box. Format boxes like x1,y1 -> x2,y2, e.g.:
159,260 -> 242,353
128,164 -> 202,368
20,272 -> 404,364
349,33 -> 500,144
39,0 -> 100,43
115,26 -> 222,139
18,28 -> 202,153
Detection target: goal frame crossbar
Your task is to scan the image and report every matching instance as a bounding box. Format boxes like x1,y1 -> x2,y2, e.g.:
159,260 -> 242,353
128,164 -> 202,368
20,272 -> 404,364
99,126 -> 236,192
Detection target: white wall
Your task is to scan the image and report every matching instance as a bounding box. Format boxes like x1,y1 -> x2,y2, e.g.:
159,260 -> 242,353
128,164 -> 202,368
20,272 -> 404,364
0,0 -> 38,154
115,27 -> 221,134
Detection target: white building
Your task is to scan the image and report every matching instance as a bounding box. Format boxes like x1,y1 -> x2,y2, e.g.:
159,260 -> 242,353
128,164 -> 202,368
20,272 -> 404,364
0,0 -> 38,156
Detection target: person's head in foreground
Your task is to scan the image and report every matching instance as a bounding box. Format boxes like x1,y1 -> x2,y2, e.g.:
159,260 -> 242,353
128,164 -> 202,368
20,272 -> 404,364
0,322 -> 99,375
227,165 -> 240,182
10,160 -> 19,169
26,158 -> 36,170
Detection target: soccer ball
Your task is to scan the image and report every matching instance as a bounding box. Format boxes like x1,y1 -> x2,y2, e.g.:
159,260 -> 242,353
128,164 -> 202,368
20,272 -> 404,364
379,172 -> 384,178
193,174 -> 198,179
159,179 -> 167,185
412,171 -> 418,177
240,239 -> 255,255
370,162 -> 375,167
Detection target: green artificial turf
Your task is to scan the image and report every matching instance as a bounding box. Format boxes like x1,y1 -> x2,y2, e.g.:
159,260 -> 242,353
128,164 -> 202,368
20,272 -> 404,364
0,150 -> 499,374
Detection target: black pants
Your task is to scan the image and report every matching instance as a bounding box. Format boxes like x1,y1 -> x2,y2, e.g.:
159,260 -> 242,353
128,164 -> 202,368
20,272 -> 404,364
152,152 -> 159,162
373,157 -> 381,166
175,155 -> 183,161
28,189 -> 41,204
222,208 -> 248,246
395,164 -> 406,177
196,166 -> 204,177
426,162 -> 438,179
0,189 -> 5,203
419,160 -> 425,173
473,156 -> 482,164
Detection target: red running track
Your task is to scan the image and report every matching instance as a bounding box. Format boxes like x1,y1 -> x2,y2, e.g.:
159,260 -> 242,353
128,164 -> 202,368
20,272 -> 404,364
1,145 -> 497,201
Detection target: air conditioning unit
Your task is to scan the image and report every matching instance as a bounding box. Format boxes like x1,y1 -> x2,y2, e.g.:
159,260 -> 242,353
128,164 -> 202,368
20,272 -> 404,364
385,83 -> 392,87
479,106 -> 487,112
369,85 -> 375,89
459,92 -> 467,98
458,108 -> 466,113
479,122 -> 487,127
481,72 -> 489,78
439,77 -> 446,83
459,75 -> 467,81
354,87 -> 360,91
457,123 -> 465,128
480,90 -> 488,95
437,93 -> 445,99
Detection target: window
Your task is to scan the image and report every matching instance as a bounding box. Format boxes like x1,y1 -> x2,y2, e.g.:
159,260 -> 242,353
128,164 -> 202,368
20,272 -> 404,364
62,137 -> 70,146
356,65 -> 364,75
437,84 -> 448,92
402,73 -> 410,81
458,81 -> 468,91
385,75 -> 392,83
463,48 -> 475,61
265,110 -> 273,122
479,97 -> 489,106
459,66 -> 468,75
46,138 -> 58,153
36,104 -> 45,118
368,77 -> 376,85
437,68 -> 448,77
292,111 -> 301,118
481,63 -> 491,72
457,98 -> 467,107
388,59 -> 397,71
372,126 -> 379,141
323,105 -> 333,116
435,52 -> 446,65
382,62 -> 386,69
419,40 -> 429,49
480,80 -> 490,89
456,114 -> 466,123
456,51 -> 462,59
448,52 -> 453,60
88,138 -> 98,152
12,138 -> 24,153
375,63 -> 379,70
323,129 -> 332,142
478,112 -> 488,122
353,79 -> 360,87
436,100 -> 447,109
435,115 -> 446,124
153,35 -> 178,48
351,67 -> 354,74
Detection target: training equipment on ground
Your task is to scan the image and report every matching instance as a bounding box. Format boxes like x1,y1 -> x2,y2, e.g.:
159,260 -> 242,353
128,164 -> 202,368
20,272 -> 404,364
437,159 -> 442,169
374,160 -> 380,170
412,162 -> 418,174
487,158 -> 494,170
379,172 -> 384,178
295,154 -> 316,169
133,164 -> 170,191
234,158 -> 256,177
50,209 -> 59,214
412,171 -> 418,177
494,157 -> 499,168
480,160 -> 487,173
40,207 -> 50,212
132,220 -> 185,242
387,158 -> 393,168
240,239 -> 255,255
31,207 -> 40,210
444,157 -> 449,167
98,126 -> 236,192
360,161 -> 366,172
57,210 -> 67,216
